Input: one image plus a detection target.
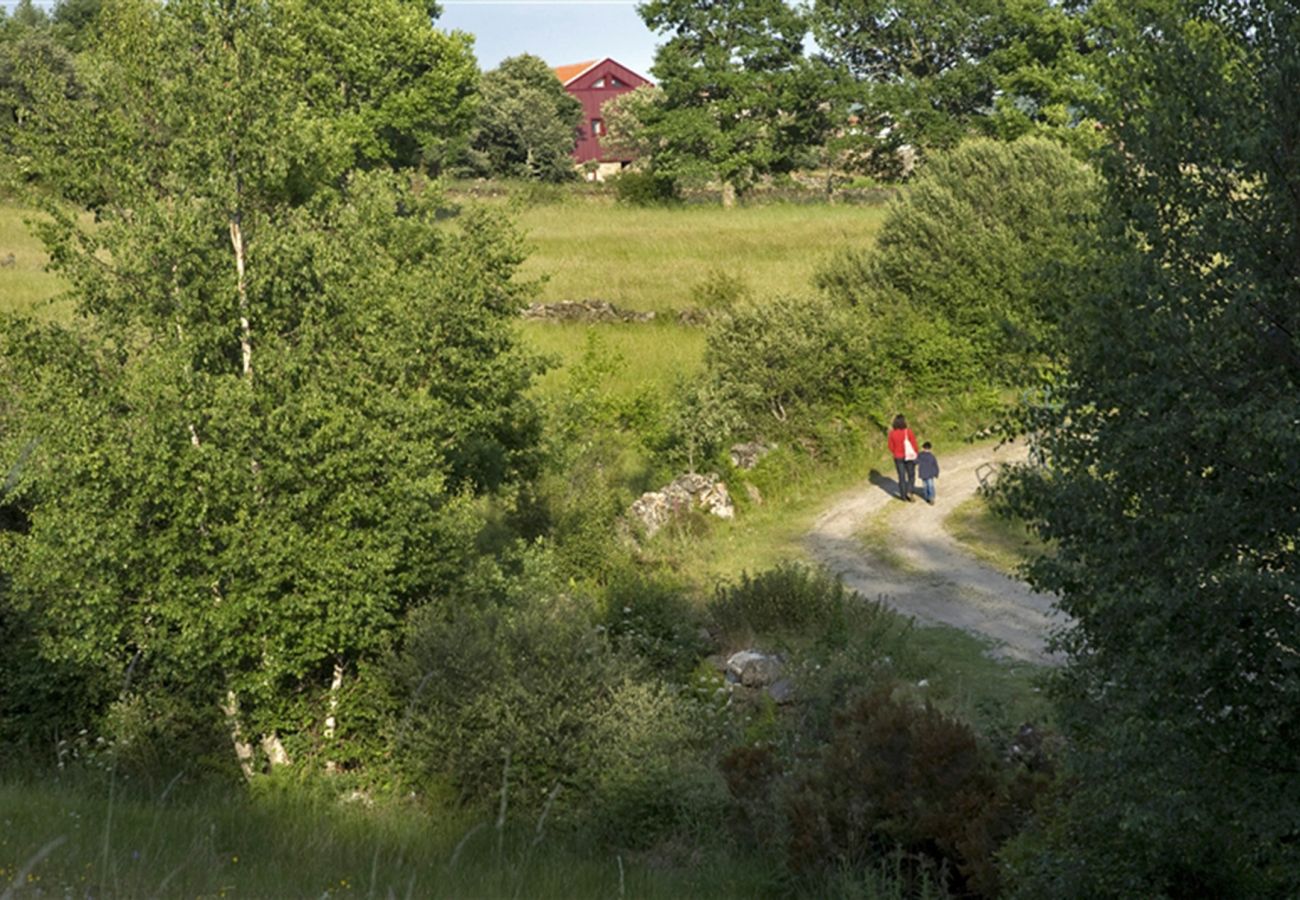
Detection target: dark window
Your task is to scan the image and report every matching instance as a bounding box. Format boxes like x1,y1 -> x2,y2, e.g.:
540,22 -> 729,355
591,118 -> 605,136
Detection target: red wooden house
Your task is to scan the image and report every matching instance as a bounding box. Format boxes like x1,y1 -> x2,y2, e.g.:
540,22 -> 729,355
553,58 -> 653,179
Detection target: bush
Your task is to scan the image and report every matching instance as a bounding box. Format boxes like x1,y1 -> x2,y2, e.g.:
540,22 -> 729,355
612,169 -> 681,206
783,687 -> 1034,898
598,570 -> 710,682
394,592 -> 619,809
707,562 -> 853,646
815,136 -> 1101,390
689,268 -> 751,311
705,294 -> 871,433
393,584 -> 729,849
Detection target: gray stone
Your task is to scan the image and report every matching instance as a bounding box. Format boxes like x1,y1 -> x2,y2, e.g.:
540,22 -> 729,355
729,441 -> 775,470
627,472 -> 735,537
522,299 -> 655,324
726,650 -> 783,688
767,678 -> 796,705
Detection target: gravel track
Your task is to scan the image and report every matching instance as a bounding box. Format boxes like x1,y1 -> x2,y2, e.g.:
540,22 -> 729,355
806,442 -> 1066,664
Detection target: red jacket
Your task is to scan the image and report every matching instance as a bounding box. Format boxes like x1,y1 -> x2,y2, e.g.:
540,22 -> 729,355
888,427 -> 918,460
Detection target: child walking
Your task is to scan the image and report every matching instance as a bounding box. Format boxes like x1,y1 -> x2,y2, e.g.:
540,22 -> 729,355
917,441 -> 940,505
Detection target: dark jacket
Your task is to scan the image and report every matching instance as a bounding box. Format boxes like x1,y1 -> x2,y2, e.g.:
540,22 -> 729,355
917,451 -> 939,480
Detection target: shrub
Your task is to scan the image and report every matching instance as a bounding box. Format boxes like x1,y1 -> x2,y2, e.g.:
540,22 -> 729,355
598,570 -> 710,682
689,268 -> 751,311
393,592 -> 619,810
708,562 -> 852,645
705,294 -> 871,433
580,679 -> 730,849
815,136 -> 1101,390
393,585 -> 729,849
612,169 -> 681,206
783,687 -> 1032,897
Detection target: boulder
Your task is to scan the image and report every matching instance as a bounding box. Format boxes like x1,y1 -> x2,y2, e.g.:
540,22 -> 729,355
726,650 -> 783,688
767,678 -> 796,705
627,472 -> 734,538
729,441 -> 775,470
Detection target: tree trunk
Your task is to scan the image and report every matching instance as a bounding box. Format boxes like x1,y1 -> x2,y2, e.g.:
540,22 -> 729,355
221,690 -> 255,781
325,660 -> 344,773
721,181 -> 736,208
229,217 -> 252,381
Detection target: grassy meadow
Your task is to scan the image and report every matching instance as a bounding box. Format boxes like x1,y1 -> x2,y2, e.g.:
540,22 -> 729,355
0,777 -> 773,899
515,200 -> 885,315
0,204 -> 71,319
946,495 -> 1048,577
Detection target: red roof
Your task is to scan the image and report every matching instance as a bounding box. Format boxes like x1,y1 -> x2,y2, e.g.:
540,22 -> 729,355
553,60 -> 599,86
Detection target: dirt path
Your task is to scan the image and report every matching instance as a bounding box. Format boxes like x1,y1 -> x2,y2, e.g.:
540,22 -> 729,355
806,442 -> 1065,664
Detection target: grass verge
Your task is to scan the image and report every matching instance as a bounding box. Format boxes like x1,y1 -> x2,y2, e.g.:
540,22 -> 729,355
0,775 -> 773,899
945,494 -> 1045,578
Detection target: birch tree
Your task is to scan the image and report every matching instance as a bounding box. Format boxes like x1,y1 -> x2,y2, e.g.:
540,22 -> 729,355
0,0 -> 539,773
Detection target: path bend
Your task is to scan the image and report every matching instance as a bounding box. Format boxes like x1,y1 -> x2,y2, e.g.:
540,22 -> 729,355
806,442 -> 1065,665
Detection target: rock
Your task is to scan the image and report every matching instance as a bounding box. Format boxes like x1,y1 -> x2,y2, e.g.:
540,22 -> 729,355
522,299 -> 655,324
676,308 -> 711,327
726,650 -> 783,688
729,441 -> 775,470
767,678 -> 796,705
627,472 -> 735,537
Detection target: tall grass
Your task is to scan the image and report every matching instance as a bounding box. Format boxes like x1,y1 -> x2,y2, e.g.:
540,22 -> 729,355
0,774 -> 774,899
516,201 -> 886,315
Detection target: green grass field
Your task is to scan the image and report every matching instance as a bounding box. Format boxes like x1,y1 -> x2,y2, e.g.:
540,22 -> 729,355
515,201 -> 885,315
0,204 -> 71,319
0,777 -> 773,899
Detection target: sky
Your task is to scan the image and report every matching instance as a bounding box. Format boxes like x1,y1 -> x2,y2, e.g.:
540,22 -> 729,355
3,0 -> 664,80
440,0 -> 660,78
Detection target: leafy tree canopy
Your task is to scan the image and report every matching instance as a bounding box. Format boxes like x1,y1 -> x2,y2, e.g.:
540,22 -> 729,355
461,53 -> 582,182
638,0 -> 823,204
996,1 -> 1300,893
0,0 -> 538,768
812,0 -> 1103,170
817,136 -> 1100,390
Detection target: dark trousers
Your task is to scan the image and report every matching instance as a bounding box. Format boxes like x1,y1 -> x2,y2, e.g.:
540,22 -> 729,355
894,458 -> 916,499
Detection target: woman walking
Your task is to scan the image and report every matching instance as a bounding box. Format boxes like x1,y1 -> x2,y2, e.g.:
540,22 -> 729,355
887,414 -> 919,501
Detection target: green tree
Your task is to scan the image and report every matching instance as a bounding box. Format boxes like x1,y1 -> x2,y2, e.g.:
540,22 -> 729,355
996,1 -> 1300,894
462,53 -> 582,182
0,0 -> 536,771
637,0 -> 820,205
817,136 -> 1100,391
811,0 -> 1101,170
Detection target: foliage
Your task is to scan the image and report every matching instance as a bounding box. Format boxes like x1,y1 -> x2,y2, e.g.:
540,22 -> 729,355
637,0 -> 825,204
597,569 -> 710,682
599,82 -> 662,162
811,0 -> 1104,169
781,687 -> 1038,898
707,562 -> 852,645
462,54 -> 582,182
392,576 -> 728,846
611,168 -> 680,206
705,293 -> 870,431
993,1 -> 1300,895
816,137 -> 1100,390
0,0 -> 532,764
0,773 -> 772,898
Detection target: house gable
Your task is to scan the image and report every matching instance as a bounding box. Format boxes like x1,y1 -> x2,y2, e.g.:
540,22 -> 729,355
552,58 -> 653,165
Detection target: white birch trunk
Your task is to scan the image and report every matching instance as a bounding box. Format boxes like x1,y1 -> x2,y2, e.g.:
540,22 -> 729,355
324,661 -> 344,774
228,218 -> 252,381
220,690 -> 255,781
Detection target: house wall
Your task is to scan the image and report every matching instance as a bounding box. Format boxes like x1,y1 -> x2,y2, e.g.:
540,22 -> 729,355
561,60 -> 652,164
